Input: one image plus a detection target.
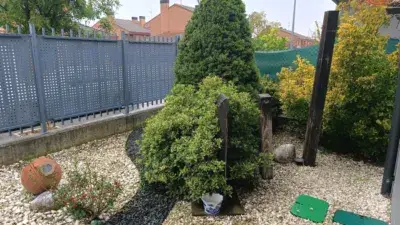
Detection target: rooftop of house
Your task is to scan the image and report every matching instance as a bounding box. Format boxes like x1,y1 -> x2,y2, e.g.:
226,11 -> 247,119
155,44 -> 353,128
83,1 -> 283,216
93,18 -> 150,34
114,19 -> 150,33
145,4 -> 195,26
175,4 -> 195,12
279,28 -> 315,40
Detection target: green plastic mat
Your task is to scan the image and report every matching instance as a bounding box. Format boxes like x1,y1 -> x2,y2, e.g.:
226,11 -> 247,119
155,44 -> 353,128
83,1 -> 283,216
290,195 -> 329,223
333,210 -> 388,225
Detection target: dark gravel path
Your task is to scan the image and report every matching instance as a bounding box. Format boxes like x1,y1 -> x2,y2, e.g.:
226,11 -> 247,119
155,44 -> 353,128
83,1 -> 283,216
106,128 -> 177,225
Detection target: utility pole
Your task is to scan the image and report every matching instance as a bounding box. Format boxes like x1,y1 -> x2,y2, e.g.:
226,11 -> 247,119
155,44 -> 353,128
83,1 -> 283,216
290,0 -> 297,49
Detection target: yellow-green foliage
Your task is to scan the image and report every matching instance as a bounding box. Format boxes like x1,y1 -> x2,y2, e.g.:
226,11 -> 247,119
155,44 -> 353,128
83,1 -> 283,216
278,56 -> 315,124
324,0 -> 398,160
270,0 -> 398,160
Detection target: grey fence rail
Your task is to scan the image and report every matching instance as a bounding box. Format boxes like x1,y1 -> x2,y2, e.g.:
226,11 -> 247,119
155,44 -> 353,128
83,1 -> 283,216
0,24 -> 177,135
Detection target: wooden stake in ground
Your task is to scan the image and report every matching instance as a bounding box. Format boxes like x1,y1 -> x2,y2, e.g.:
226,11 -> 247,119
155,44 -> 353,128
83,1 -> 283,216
302,11 -> 339,166
259,94 -> 273,179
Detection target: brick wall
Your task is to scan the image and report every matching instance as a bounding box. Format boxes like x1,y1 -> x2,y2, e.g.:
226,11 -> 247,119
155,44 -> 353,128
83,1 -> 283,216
278,29 -> 315,48
145,2 -> 193,37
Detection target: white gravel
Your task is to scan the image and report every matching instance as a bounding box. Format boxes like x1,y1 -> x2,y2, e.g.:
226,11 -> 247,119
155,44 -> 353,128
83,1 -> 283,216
164,132 -> 391,225
0,132 -> 138,225
0,131 -> 391,225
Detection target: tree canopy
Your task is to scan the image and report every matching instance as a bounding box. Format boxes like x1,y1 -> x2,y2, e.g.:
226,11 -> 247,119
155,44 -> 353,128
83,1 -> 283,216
0,0 -> 119,32
248,11 -> 281,37
249,11 -> 287,51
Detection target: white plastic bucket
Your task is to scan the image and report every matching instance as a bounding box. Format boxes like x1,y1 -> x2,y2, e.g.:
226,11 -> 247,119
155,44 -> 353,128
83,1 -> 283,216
201,193 -> 223,215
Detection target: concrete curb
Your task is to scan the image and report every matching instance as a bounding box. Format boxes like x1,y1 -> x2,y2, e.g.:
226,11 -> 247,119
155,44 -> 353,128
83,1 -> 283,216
0,106 -> 162,165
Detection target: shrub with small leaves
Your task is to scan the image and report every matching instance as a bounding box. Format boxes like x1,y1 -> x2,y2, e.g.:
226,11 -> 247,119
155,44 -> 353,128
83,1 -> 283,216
269,1 -> 398,160
260,75 -> 282,118
278,56 -> 315,125
139,76 -> 263,201
323,0 -> 398,160
54,163 -> 122,221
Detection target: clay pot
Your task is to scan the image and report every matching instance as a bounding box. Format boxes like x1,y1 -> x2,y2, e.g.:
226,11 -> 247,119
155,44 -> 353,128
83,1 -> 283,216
21,157 -> 62,195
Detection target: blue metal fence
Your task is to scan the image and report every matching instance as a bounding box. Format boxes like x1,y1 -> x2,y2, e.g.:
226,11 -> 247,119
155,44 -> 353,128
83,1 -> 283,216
0,24 -> 177,135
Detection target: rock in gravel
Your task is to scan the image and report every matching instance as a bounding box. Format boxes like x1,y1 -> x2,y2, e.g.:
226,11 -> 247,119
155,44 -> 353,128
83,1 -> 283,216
274,144 -> 296,164
30,191 -> 54,212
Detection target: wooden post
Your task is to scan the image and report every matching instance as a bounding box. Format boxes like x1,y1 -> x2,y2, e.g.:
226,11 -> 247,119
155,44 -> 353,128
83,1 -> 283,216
302,11 -> 339,166
259,94 -> 273,179
217,94 -> 229,179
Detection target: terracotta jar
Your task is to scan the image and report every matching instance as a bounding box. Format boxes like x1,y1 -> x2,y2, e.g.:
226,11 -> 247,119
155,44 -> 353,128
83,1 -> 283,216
21,157 -> 62,195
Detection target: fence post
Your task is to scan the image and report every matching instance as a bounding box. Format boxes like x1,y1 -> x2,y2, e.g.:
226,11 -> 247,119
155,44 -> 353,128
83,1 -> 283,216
259,94 -> 273,180
302,11 -> 339,166
121,31 -> 130,114
29,23 -> 47,133
217,94 -> 229,179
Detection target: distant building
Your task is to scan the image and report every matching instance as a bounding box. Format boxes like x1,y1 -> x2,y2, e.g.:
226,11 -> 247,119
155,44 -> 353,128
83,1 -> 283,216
144,0 -> 314,47
278,28 -> 316,48
144,0 -> 194,37
92,17 -> 151,40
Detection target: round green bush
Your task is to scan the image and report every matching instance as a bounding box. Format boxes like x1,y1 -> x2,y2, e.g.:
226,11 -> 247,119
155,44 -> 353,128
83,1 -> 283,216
138,77 -> 263,201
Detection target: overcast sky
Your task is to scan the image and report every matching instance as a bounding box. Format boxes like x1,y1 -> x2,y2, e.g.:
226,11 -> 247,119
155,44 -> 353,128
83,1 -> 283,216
112,0 -> 337,37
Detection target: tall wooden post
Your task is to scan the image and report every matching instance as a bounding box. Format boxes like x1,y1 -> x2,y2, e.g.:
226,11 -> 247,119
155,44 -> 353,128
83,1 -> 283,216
302,11 -> 339,166
217,94 -> 229,178
259,94 -> 273,179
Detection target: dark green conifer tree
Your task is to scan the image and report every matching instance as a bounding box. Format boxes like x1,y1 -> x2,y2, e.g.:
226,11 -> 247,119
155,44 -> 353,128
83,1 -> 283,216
174,0 -> 261,95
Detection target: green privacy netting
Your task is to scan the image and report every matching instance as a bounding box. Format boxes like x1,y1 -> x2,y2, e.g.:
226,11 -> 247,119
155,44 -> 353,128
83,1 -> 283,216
255,38 -> 399,79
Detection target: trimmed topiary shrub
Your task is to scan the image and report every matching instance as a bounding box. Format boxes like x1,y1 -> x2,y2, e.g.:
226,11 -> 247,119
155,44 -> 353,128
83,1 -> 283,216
174,0 -> 261,96
138,77 -> 265,201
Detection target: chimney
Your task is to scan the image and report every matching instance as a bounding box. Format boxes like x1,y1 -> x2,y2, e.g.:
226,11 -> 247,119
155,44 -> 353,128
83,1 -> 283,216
131,17 -> 139,24
160,0 -> 169,35
139,16 -> 146,27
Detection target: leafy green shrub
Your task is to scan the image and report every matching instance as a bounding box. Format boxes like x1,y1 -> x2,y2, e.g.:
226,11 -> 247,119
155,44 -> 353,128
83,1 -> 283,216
278,56 -> 315,125
54,163 -> 122,221
174,0 -> 261,96
260,75 -> 279,98
260,75 -> 282,118
139,77 -> 263,201
323,0 -> 398,161
269,1 -> 398,160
